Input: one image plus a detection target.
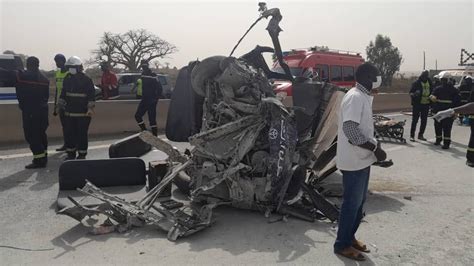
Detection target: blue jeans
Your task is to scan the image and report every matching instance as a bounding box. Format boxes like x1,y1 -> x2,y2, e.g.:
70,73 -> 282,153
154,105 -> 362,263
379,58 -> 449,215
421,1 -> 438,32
334,166 -> 370,252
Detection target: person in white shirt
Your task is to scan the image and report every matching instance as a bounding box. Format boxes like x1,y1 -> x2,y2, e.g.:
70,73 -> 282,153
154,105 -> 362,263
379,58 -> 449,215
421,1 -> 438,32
334,62 -> 387,261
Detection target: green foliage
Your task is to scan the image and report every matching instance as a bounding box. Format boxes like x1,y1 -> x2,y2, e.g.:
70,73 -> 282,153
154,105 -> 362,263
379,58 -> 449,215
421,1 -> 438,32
366,34 -> 403,86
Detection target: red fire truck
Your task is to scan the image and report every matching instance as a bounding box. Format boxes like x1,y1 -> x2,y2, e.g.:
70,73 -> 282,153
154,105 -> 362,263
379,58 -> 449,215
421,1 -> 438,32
272,46 -> 365,96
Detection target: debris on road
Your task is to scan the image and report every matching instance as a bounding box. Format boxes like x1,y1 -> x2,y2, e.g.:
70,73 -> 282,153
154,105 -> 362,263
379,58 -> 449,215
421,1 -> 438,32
57,2 -> 351,241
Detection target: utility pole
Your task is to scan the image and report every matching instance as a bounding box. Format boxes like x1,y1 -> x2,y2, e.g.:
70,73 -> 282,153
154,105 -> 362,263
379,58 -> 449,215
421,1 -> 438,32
435,59 -> 437,70
423,51 -> 426,70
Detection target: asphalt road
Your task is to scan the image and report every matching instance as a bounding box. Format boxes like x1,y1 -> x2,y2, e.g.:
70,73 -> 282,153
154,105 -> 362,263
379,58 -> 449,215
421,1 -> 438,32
0,114 -> 472,265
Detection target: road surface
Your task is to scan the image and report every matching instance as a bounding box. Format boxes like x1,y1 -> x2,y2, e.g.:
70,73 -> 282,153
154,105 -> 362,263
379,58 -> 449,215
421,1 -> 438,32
0,113 -> 472,265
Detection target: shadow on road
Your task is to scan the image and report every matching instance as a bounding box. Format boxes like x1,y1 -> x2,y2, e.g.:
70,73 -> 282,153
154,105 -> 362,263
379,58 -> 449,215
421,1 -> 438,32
0,153 -> 64,192
418,141 -> 467,159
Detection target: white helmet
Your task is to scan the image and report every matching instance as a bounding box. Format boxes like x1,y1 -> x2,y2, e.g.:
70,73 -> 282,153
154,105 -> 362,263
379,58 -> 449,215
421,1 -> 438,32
65,56 -> 83,66
438,71 -> 451,79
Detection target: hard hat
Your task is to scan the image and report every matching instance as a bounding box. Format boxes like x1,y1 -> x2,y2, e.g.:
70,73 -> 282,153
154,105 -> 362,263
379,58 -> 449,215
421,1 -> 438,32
54,54 -> 66,62
438,72 -> 451,79
65,56 -> 83,66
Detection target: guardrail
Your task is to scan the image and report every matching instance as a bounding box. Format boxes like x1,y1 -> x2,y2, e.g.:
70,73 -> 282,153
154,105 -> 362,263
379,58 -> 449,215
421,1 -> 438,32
0,93 -> 411,145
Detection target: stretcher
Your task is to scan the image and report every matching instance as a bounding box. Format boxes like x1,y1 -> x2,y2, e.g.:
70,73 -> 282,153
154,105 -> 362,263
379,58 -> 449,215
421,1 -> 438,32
373,115 -> 406,143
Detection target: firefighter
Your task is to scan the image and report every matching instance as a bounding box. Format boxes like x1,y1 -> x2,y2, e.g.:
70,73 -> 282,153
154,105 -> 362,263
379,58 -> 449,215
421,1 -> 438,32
100,62 -> 119,100
458,76 -> 472,125
58,56 -> 95,160
0,57 -> 49,168
433,100 -> 474,167
134,60 -> 162,136
53,54 -> 69,151
430,74 -> 461,149
409,70 -> 432,141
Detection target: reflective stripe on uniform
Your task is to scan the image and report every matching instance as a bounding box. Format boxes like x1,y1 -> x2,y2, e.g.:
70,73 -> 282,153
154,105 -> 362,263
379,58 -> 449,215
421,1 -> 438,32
66,92 -> 87,97
469,115 -> 474,119
437,100 -> 453,104
65,112 -> 88,117
78,150 -> 87,154
66,148 -> 76,152
443,137 -> 451,140
468,147 -> 474,152
33,152 -> 46,159
138,121 -> 145,125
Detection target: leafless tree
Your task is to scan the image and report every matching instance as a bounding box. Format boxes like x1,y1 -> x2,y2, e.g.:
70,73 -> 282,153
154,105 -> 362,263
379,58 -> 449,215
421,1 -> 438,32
90,29 -> 178,71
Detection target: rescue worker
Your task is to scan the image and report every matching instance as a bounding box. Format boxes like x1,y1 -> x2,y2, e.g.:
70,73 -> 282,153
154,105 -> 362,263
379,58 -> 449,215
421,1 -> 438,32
100,62 -> 118,100
53,54 -> 69,151
430,74 -> 460,149
0,57 -> 49,168
134,60 -> 162,136
409,70 -> 432,141
458,76 -> 472,125
433,100 -> 474,167
58,56 -> 95,160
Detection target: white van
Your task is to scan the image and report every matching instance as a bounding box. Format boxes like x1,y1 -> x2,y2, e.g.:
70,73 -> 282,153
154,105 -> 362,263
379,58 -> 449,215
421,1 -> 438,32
0,54 -> 24,100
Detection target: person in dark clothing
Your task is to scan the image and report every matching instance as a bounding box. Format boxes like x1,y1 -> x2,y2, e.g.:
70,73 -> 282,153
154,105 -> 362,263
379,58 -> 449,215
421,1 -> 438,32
430,75 -> 461,149
409,70 -> 433,141
134,60 -> 162,136
53,53 -> 69,151
58,56 -> 95,160
458,76 -> 472,125
467,88 -> 474,167
0,56 -> 49,168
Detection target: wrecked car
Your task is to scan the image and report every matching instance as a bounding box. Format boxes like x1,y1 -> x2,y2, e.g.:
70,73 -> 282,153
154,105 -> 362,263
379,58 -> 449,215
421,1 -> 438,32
57,3 -> 349,241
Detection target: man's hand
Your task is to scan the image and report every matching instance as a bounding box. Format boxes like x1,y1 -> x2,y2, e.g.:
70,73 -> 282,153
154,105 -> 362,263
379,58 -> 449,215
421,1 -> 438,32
86,108 -> 95,117
433,108 -> 455,122
374,144 -> 387,162
53,106 -> 58,116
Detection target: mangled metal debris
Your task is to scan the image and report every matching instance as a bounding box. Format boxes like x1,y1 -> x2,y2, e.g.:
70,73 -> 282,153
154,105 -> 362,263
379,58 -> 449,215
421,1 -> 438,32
57,3 -> 346,240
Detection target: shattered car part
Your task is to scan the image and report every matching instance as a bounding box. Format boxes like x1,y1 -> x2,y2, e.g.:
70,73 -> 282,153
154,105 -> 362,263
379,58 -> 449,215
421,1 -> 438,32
58,3 -> 345,241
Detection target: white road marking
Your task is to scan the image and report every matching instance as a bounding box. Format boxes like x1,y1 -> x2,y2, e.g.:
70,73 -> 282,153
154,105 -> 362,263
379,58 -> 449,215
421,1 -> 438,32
0,144 -> 110,160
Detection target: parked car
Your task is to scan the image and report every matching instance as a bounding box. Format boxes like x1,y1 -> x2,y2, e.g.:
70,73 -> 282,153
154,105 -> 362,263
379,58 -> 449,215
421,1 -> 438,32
0,54 -> 24,100
96,72 -> 172,100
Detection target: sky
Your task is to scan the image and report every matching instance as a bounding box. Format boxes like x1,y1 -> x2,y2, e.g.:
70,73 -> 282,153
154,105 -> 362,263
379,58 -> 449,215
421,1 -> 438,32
0,0 -> 472,73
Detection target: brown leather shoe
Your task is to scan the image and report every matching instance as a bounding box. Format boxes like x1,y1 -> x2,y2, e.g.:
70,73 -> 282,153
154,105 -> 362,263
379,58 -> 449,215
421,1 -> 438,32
335,247 -> 366,261
352,239 -> 371,253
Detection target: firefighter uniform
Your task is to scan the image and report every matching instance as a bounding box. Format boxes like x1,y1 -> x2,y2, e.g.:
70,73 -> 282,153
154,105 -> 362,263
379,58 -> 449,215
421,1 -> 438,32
59,72 -> 95,159
0,67 -> 49,167
134,72 -> 162,136
431,84 -> 460,148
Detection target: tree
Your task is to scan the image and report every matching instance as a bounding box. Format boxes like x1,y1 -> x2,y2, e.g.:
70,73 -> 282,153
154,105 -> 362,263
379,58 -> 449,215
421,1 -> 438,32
90,29 -> 178,71
366,34 -> 403,86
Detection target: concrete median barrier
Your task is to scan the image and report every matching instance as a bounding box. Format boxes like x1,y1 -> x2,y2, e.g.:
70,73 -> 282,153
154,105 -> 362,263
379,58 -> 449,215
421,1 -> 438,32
0,93 -> 411,145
